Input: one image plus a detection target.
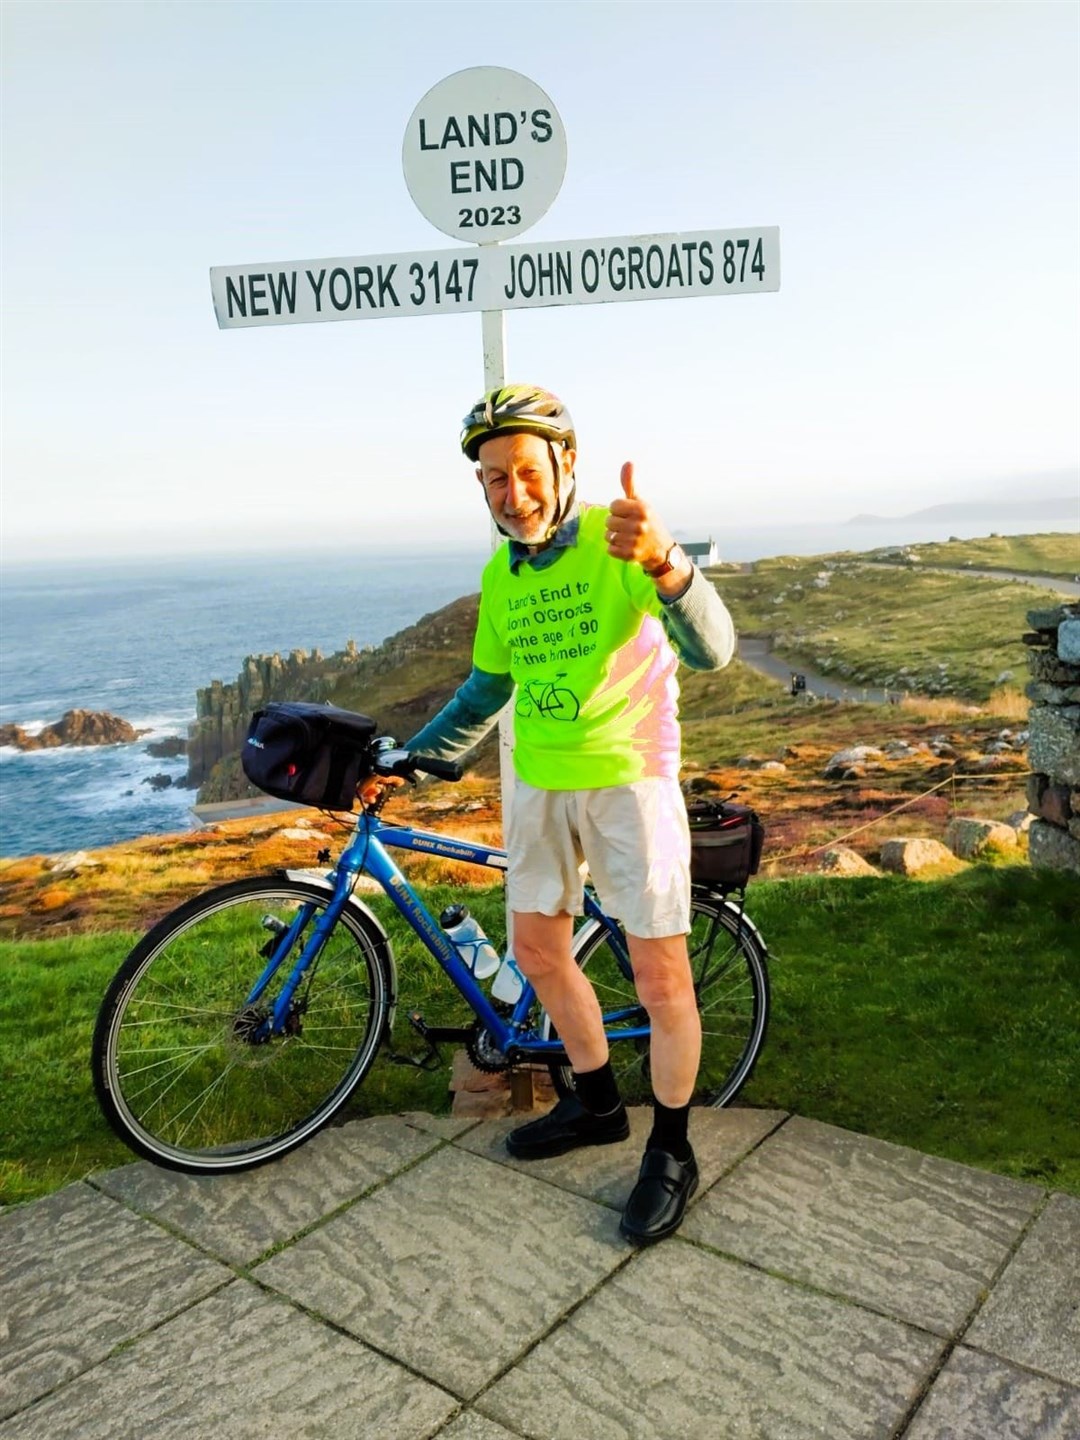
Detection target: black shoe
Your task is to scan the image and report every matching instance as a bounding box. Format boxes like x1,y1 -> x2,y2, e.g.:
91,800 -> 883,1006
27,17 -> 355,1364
620,1146 -> 699,1245
506,1094 -> 630,1160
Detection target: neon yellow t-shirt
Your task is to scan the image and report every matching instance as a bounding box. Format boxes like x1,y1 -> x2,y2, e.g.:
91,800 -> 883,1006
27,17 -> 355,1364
472,504 -> 682,789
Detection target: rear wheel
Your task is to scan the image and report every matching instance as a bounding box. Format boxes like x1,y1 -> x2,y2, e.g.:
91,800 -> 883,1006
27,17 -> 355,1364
550,893 -> 769,1106
92,877 -> 389,1173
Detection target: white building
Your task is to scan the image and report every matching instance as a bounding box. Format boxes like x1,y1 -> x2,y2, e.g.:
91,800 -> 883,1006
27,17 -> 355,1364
681,538 -> 718,567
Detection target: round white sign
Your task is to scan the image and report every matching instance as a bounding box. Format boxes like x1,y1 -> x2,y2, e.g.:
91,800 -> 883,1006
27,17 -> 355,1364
403,67 -> 566,244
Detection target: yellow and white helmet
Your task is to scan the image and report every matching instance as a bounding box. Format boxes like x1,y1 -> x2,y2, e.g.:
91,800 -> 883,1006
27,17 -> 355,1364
460,385 -> 576,461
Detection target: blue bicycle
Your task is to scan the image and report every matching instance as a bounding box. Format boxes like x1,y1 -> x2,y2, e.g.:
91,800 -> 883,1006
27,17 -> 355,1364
92,734 -> 770,1174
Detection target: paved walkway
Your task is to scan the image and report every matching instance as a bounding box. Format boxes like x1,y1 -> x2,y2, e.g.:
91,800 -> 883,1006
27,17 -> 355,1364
2,1107 -> 1078,1438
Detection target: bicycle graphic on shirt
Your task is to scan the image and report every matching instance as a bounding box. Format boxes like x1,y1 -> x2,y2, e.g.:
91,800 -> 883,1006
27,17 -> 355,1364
514,673 -> 581,721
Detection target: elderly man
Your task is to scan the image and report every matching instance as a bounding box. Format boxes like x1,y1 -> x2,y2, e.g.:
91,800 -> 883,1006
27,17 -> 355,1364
406,385 -> 735,1242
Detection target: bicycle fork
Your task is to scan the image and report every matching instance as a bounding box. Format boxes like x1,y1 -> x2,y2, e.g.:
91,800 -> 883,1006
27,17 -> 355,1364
242,891 -> 350,1042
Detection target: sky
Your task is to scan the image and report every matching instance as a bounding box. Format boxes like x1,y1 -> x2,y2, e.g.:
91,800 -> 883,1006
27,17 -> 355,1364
2,0 -> 1078,561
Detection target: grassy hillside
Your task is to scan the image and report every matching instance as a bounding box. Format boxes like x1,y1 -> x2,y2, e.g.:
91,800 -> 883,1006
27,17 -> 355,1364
710,558 -> 1053,699
877,530 -> 1078,579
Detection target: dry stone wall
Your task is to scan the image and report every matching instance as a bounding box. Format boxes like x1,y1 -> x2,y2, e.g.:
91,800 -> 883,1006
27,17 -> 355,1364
1024,603 -> 1080,875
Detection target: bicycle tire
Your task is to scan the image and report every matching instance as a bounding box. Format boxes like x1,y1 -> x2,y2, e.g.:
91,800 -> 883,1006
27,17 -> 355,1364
549,892 -> 769,1107
92,876 -> 390,1174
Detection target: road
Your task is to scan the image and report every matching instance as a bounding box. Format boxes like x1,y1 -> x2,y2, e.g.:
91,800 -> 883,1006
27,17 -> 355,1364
736,637 -> 892,704
862,564 -> 1080,597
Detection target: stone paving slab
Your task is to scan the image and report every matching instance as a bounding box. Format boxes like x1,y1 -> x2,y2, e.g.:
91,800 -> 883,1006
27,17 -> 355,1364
964,1191 -> 1080,1386
478,1238 -> 944,1440
0,1184 -> 230,1423
255,1143 -> 627,1398
93,1114 -> 440,1265
904,1346 -> 1080,1440
400,1110 -> 482,1142
682,1115 -> 1041,1334
0,1281 -> 457,1440
454,1104 -> 786,1209
436,1414 -> 527,1440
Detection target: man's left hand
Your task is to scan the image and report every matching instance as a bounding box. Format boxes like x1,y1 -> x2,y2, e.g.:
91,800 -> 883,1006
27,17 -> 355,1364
606,462 -> 676,572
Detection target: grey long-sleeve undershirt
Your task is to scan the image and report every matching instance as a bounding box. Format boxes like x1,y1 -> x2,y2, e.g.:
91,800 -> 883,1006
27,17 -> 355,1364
405,566 -> 735,764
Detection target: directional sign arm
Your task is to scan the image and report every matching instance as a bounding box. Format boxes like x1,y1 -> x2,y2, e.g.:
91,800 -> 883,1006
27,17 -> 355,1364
210,228 -> 780,329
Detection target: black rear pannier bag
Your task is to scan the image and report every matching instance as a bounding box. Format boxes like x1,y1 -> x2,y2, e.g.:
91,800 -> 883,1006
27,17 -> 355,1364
241,702 -> 377,811
686,798 -> 765,891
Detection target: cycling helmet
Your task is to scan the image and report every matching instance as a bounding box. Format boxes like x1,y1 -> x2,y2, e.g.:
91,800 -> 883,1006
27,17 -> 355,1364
460,385 -> 576,461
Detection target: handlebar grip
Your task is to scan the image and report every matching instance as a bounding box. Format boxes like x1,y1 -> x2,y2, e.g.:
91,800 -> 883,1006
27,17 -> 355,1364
410,753 -> 464,782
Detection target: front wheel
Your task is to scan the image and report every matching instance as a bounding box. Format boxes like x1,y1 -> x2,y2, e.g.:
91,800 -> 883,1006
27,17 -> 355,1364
92,876 -> 390,1174
550,893 -> 769,1107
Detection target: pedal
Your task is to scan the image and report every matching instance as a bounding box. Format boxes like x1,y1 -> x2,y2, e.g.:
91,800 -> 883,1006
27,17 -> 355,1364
383,1012 -> 469,1073
408,1011 -> 471,1044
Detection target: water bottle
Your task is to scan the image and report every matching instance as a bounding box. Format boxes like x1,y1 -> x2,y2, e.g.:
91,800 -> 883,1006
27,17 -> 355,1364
491,947 -> 525,1003
439,904 -> 500,980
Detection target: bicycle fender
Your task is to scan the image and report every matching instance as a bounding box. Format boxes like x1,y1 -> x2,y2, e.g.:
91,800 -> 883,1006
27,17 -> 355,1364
695,891 -> 769,958
284,870 -> 399,1036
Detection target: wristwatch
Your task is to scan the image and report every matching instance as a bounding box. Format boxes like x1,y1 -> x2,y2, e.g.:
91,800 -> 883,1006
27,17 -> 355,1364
644,542 -> 686,579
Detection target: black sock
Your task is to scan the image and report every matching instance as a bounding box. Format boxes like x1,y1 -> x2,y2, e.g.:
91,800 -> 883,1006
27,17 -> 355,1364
573,1061 -> 623,1117
648,1100 -> 691,1160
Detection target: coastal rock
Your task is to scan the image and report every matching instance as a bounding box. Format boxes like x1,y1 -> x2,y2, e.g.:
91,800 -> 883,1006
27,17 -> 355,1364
823,745 -> 885,778
142,773 -> 174,790
879,837 -> 963,876
818,846 -> 878,877
187,641 -> 372,791
145,736 -> 188,759
0,710 -> 144,750
944,817 -> 1020,860
48,850 -> 101,875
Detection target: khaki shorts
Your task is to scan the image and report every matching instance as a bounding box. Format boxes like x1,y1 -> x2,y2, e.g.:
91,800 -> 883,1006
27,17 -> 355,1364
506,777 -> 692,938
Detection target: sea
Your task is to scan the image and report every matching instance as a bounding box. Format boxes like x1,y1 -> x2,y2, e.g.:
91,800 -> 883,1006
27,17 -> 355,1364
0,549 -> 487,858
2,516 -> 1076,858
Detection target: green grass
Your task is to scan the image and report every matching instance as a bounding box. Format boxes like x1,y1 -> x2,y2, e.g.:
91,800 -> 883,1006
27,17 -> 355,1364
1,868 -> 1076,1206
739,867 -> 1079,1191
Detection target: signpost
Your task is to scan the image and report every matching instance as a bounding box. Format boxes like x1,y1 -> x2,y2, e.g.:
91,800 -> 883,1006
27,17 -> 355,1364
210,227 -> 780,328
210,67 -> 780,983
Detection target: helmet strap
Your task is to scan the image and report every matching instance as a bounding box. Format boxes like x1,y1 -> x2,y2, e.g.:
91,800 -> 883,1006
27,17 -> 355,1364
539,440 -> 576,544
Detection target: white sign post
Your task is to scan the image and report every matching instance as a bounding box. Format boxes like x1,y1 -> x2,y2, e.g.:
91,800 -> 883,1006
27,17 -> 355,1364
210,69 -> 781,948
402,67 -> 567,244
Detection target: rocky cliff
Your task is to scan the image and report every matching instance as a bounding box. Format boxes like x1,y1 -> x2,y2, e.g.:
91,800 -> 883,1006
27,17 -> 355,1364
187,593 -> 484,803
186,641 -> 368,795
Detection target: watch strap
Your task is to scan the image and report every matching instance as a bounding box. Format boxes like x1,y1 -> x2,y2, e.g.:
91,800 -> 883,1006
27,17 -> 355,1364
644,542 -> 682,578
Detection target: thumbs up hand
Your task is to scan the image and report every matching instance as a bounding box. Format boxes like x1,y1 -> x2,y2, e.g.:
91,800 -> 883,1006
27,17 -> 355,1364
606,461 -> 677,575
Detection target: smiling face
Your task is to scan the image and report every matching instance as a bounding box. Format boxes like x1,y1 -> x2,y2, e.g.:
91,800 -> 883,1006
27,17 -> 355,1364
475,431 -> 575,545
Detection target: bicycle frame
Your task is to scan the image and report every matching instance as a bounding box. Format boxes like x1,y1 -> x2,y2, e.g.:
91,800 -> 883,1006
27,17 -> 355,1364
246,806 -> 649,1060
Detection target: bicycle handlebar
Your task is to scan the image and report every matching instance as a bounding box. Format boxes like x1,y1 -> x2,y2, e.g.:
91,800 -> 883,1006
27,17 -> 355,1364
372,747 -> 464,783
410,753 -> 464,782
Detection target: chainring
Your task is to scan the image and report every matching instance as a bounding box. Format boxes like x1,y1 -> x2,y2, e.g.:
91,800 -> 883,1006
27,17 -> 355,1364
465,1019 -> 511,1073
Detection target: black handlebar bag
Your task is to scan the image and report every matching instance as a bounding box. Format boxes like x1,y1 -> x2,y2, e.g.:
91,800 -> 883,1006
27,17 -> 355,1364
241,702 -> 377,810
686,798 -> 765,891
